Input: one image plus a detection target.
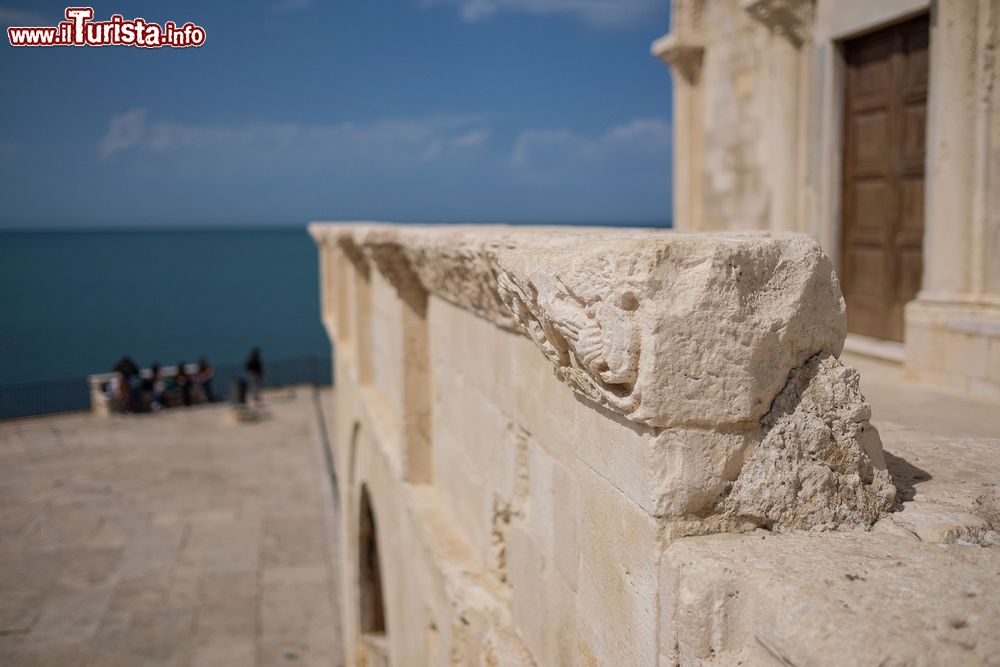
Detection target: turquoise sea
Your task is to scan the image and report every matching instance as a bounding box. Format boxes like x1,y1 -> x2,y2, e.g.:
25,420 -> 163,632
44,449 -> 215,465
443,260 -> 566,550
0,229 -> 331,415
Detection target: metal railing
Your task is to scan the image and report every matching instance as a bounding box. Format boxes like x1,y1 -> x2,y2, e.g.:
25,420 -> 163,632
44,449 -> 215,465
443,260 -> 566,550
0,377 -> 92,421
0,355 -> 332,421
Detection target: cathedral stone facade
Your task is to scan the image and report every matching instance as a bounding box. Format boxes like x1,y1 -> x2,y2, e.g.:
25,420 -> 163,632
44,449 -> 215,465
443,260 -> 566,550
654,0 -> 1000,400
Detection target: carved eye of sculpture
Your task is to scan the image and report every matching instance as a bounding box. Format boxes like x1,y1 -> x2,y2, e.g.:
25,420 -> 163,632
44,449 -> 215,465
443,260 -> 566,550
617,291 -> 640,312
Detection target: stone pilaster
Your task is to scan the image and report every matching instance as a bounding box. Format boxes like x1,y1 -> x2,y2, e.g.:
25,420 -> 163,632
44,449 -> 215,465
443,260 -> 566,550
906,0 -> 1000,400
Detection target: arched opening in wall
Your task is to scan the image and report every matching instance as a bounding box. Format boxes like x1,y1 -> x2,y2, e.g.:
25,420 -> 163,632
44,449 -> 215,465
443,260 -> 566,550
358,484 -> 389,665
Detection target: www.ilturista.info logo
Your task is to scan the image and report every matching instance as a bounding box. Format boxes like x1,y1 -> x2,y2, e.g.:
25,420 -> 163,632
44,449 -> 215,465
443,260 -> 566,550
7,7 -> 206,48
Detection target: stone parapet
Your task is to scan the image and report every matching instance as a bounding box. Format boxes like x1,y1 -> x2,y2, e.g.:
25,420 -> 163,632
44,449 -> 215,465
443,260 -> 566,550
310,222 -> 897,665
313,224 -> 853,426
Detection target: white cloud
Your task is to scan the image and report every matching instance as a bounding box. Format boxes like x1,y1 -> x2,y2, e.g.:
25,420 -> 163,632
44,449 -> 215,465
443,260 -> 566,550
510,118 -> 670,183
420,0 -> 661,28
99,109 -> 148,158
98,109 -> 492,165
0,6 -> 53,26
451,127 -> 491,148
97,110 -> 669,203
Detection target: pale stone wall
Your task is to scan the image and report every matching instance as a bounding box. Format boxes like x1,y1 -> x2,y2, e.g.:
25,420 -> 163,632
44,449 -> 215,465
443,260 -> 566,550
654,0 -> 1000,401
309,223 -> 898,666
697,0 -> 770,230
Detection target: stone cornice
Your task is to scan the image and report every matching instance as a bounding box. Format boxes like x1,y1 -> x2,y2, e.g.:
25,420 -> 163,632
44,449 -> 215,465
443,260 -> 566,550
309,222 -> 847,430
651,33 -> 705,83
742,0 -> 815,47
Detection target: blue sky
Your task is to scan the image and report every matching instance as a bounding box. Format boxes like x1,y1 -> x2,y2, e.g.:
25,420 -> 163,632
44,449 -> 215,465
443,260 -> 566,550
0,0 -> 673,228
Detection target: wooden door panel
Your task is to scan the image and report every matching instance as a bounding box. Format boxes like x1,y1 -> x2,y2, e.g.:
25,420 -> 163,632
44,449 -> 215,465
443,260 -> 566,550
852,111 -> 891,165
901,105 -> 926,159
853,42 -> 893,95
848,247 -> 891,298
841,14 -> 929,341
899,177 -> 925,235
902,30 -> 929,88
854,180 -> 891,237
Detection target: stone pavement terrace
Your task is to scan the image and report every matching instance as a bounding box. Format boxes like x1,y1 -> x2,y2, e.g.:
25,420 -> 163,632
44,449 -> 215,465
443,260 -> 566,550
0,387 -> 344,667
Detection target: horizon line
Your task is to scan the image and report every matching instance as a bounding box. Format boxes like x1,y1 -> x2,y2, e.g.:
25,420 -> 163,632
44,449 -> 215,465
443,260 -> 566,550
0,219 -> 674,233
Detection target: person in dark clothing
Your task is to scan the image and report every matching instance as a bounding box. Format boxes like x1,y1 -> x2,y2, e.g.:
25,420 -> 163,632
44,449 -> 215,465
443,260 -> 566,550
113,356 -> 142,412
245,347 -> 263,403
113,356 -> 139,377
175,361 -> 192,407
147,362 -> 167,410
196,357 -> 216,403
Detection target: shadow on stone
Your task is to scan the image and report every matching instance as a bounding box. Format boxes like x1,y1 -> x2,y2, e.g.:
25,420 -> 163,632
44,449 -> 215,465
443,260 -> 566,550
884,450 -> 932,503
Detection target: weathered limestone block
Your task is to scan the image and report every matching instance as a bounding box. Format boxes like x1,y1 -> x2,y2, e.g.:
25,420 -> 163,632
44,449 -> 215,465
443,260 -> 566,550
495,233 -> 847,431
314,223 -> 846,429
576,464 -> 660,667
311,222 -> 894,532
878,501 -> 993,545
721,354 -> 896,530
660,531 -> 1000,666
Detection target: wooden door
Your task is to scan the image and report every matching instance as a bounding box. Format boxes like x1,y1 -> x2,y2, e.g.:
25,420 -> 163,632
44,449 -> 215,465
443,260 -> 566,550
841,15 -> 929,341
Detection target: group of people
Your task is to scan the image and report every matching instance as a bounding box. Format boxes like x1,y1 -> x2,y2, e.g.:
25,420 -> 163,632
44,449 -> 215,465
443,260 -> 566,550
108,347 -> 264,413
